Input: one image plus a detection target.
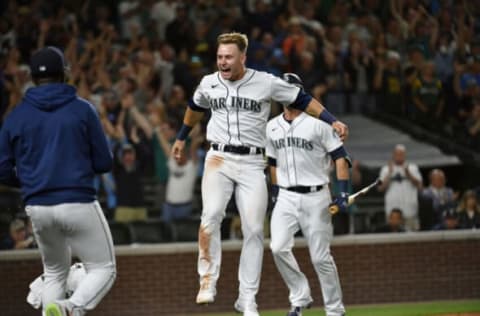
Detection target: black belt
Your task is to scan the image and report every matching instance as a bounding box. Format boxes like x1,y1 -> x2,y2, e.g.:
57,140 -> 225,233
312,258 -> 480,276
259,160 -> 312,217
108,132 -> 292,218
283,185 -> 323,194
211,143 -> 265,155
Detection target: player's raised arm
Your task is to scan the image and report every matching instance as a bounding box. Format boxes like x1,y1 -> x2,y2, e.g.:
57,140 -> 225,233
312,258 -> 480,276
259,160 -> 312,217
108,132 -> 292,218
304,98 -> 349,141
273,73 -> 349,141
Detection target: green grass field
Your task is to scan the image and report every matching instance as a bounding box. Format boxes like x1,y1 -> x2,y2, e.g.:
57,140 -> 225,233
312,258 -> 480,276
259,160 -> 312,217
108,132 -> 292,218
202,300 -> 480,316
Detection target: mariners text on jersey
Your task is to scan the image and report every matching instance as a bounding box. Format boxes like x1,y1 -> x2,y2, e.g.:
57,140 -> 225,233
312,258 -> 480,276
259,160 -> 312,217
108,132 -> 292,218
209,96 -> 261,113
272,137 -> 314,150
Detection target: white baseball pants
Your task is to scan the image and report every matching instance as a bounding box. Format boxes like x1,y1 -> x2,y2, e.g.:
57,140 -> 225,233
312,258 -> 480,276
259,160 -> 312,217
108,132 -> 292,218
270,188 -> 345,316
198,149 -> 267,303
26,201 -> 116,315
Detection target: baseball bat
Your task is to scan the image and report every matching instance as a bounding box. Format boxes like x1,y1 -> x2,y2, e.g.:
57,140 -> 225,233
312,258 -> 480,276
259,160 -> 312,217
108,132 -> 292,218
329,178 -> 382,215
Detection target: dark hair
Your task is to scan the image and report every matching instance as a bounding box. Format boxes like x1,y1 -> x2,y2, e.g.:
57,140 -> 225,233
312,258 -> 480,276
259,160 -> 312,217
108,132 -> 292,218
390,208 -> 403,216
33,74 -> 65,85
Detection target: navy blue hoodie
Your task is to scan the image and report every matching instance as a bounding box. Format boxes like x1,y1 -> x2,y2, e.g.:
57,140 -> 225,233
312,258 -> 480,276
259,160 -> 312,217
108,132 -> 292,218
0,83 -> 112,205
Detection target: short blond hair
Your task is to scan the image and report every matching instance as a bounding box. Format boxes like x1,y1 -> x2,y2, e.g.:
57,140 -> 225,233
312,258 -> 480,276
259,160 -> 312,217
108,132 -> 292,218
217,32 -> 248,53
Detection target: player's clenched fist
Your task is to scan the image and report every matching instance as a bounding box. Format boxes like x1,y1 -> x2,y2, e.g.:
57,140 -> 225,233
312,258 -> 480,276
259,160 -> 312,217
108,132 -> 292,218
330,192 -> 349,214
332,121 -> 349,141
171,139 -> 185,162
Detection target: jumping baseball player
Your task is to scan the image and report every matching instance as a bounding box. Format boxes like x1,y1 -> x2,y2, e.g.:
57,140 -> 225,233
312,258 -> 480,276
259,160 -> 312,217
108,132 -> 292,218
0,47 -> 116,316
171,32 -> 348,316
266,74 -> 348,316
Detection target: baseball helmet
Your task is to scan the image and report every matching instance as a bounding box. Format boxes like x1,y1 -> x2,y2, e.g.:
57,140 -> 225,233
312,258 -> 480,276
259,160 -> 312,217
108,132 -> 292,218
282,72 -> 304,91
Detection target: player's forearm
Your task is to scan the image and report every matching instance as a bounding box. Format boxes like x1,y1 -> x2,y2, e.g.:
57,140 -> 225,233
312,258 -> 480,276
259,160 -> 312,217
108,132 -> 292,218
184,107 -> 204,127
304,98 -> 325,118
269,166 -> 277,185
335,158 -> 350,181
177,107 -> 205,141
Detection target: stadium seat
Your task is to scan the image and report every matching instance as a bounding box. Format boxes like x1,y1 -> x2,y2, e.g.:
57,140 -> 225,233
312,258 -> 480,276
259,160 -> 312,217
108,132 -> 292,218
170,217 -> 200,242
108,222 -> 133,245
129,220 -> 173,243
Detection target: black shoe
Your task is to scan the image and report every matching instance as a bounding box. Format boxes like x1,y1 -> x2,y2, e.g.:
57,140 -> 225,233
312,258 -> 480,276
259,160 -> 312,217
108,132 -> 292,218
286,306 -> 302,316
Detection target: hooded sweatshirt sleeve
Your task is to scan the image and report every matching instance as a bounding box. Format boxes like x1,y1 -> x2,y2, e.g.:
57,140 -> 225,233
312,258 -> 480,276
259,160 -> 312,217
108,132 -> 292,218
86,104 -> 113,173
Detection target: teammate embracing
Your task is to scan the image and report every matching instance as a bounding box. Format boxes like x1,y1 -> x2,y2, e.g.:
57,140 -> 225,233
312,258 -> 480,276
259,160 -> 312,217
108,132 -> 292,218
266,73 -> 348,316
172,33 -> 348,316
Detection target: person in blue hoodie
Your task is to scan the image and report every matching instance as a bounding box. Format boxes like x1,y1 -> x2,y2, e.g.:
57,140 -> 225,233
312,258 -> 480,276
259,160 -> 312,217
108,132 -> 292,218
0,46 -> 116,316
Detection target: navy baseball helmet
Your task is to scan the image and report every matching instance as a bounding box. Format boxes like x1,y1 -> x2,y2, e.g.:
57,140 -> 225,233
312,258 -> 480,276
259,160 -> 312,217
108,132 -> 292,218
282,73 -> 304,91
30,46 -> 67,78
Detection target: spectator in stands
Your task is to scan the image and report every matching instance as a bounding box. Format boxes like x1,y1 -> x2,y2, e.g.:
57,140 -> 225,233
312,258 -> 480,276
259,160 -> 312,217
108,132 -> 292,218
374,208 -> 405,233
344,37 -> 375,113
113,144 -> 147,223
159,123 -> 202,223
374,50 -> 403,115
403,65 -> 418,120
434,208 -> 460,230
465,100 -> 480,150
150,0 -> 178,41
459,55 -> 480,93
282,16 -> 316,72
433,33 -> 455,85
456,75 -> 479,126
0,218 -> 35,250
296,50 -> 326,101
422,169 -> 457,229
321,47 -> 348,114
412,61 -> 444,129
378,144 -> 423,231
457,190 -> 480,229
165,3 -> 196,54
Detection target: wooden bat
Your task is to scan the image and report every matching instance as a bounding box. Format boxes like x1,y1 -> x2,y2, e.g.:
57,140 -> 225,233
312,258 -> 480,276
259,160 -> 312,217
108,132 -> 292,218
329,178 -> 382,215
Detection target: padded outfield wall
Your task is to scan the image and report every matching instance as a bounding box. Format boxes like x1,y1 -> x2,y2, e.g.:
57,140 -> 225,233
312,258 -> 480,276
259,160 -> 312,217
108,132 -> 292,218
0,230 -> 479,315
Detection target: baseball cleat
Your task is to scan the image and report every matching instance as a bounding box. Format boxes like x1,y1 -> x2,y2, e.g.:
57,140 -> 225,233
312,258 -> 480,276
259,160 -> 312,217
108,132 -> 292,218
45,302 -> 68,316
287,306 -> 303,316
196,289 -> 215,304
234,299 -> 259,316
196,276 -> 216,304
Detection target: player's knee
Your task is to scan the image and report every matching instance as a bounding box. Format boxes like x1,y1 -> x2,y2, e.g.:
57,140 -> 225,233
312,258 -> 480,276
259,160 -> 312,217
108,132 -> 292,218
311,254 -> 334,272
200,219 -> 220,235
270,243 -> 287,257
200,212 -> 223,233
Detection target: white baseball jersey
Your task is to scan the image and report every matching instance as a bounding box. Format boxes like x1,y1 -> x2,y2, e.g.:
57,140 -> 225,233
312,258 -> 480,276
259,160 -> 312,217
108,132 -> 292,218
268,111 -> 346,315
192,68 -> 300,148
266,112 -> 343,187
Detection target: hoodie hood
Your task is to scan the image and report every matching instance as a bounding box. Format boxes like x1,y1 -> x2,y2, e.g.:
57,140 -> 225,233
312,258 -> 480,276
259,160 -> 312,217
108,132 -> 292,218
24,83 -> 77,111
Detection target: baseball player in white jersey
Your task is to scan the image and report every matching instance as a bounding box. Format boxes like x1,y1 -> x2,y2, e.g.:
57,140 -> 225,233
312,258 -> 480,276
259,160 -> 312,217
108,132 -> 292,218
266,73 -> 348,316
171,33 -> 348,316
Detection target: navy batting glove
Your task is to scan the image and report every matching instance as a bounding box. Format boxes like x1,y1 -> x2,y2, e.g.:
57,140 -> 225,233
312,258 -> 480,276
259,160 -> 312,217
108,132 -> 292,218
332,192 -> 349,213
271,184 -> 279,207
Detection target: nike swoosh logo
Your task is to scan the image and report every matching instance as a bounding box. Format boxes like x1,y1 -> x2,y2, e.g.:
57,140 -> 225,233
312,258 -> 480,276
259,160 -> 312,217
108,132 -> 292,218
211,84 -> 219,88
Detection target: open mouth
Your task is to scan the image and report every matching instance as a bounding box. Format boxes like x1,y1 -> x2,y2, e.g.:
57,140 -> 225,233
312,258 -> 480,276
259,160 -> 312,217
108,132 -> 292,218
220,68 -> 231,76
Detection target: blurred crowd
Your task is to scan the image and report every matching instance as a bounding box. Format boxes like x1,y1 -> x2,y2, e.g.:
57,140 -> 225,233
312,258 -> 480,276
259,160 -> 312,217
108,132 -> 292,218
376,144 -> 480,234
1,0 -> 480,248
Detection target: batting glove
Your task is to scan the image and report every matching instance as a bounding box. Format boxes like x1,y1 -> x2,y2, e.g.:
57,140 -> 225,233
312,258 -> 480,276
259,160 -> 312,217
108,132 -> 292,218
332,192 -> 349,213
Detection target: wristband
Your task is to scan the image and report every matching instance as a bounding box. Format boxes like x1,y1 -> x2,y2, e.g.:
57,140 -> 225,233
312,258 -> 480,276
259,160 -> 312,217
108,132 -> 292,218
319,109 -> 337,125
338,180 -> 349,195
176,124 -> 192,141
